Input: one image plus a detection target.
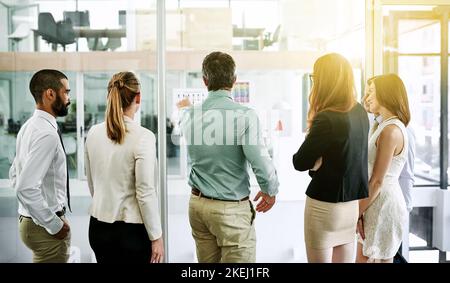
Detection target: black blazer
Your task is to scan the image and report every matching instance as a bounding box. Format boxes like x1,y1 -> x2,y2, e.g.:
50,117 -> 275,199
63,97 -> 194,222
293,103 -> 369,203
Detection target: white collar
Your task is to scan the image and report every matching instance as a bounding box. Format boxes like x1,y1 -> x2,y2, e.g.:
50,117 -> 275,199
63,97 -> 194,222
34,109 -> 58,130
123,115 -> 134,123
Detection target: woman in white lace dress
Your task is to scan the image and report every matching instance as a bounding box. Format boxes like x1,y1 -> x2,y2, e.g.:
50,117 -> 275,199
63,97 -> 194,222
357,74 -> 410,263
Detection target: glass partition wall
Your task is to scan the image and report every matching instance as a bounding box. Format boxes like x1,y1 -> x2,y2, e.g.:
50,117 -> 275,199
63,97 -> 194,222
164,0 -> 365,262
0,0 -> 158,263
4,0 -> 449,263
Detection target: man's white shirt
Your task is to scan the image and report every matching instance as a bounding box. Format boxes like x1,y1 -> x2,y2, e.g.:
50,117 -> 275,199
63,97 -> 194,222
9,109 -> 67,235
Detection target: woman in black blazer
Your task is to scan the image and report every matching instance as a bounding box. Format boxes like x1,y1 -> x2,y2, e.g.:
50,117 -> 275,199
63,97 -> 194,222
293,53 -> 369,263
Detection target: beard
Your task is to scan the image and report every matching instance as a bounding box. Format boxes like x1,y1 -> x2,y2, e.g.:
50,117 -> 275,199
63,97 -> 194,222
52,94 -> 70,117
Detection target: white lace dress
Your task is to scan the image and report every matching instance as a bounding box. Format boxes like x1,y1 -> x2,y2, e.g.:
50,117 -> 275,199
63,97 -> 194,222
358,118 -> 409,261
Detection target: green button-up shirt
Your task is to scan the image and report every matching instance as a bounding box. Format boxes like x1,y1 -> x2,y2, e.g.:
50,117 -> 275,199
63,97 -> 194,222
180,90 -> 279,200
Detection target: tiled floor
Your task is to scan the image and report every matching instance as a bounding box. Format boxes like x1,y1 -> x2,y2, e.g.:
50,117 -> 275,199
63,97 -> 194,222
0,197 -> 443,263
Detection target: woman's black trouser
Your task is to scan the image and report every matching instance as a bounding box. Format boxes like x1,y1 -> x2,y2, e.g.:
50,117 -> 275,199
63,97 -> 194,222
89,216 -> 151,263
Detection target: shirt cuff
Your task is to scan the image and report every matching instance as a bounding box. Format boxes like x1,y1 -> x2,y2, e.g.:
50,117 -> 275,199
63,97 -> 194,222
148,229 -> 163,241
262,184 -> 279,197
44,216 -> 64,235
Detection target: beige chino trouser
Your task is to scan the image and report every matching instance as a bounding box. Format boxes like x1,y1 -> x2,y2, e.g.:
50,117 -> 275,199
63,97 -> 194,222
189,194 -> 256,263
19,216 -> 71,263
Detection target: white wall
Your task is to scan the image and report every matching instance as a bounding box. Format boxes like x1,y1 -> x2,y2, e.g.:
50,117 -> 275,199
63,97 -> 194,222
280,0 -> 365,58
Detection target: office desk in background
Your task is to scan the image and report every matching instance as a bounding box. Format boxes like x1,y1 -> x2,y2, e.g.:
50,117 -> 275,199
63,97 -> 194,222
233,27 -> 265,50
33,27 -> 126,51
72,27 -> 126,38
74,27 -> 126,51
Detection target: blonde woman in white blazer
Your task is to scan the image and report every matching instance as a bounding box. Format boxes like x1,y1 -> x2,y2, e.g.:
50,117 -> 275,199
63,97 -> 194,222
85,71 -> 164,263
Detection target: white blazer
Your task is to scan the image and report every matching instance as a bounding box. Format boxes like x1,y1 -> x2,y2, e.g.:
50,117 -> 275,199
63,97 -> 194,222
85,116 -> 162,241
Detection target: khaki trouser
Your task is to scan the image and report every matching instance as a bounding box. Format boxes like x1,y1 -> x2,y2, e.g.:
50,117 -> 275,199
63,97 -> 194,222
189,194 -> 256,263
19,216 -> 71,263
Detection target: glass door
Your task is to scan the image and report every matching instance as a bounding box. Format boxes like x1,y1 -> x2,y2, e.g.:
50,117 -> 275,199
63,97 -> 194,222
384,9 -> 441,187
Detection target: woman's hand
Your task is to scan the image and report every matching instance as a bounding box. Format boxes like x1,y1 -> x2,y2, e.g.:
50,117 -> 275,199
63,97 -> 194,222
357,217 -> 365,240
150,237 -> 164,263
311,157 -> 323,171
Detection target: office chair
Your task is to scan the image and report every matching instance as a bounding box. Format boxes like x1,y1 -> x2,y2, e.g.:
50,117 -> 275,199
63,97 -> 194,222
263,25 -> 281,48
56,18 -> 76,51
63,11 -> 90,27
7,119 -> 21,134
64,11 -> 90,51
36,12 -> 76,51
36,12 -> 58,50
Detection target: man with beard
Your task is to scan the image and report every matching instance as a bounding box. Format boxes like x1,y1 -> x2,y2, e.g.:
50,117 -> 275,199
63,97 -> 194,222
9,69 -> 72,263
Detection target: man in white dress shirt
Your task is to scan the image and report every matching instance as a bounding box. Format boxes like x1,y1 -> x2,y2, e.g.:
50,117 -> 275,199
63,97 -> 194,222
9,69 -> 72,263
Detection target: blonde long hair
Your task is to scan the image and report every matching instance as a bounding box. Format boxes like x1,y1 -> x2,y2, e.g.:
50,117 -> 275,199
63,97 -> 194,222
106,72 -> 140,144
307,53 -> 356,128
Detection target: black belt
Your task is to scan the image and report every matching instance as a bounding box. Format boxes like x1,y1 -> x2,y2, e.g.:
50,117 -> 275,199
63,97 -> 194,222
191,187 -> 249,202
20,207 -> 66,219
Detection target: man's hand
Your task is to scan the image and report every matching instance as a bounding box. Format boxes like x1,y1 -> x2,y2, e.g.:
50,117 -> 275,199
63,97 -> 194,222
253,191 -> 276,213
54,218 -> 70,240
176,98 -> 192,109
150,237 -> 164,263
311,157 -> 322,171
357,217 -> 365,240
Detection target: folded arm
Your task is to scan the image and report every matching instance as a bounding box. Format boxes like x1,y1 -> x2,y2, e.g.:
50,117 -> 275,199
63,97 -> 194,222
292,113 -> 332,172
